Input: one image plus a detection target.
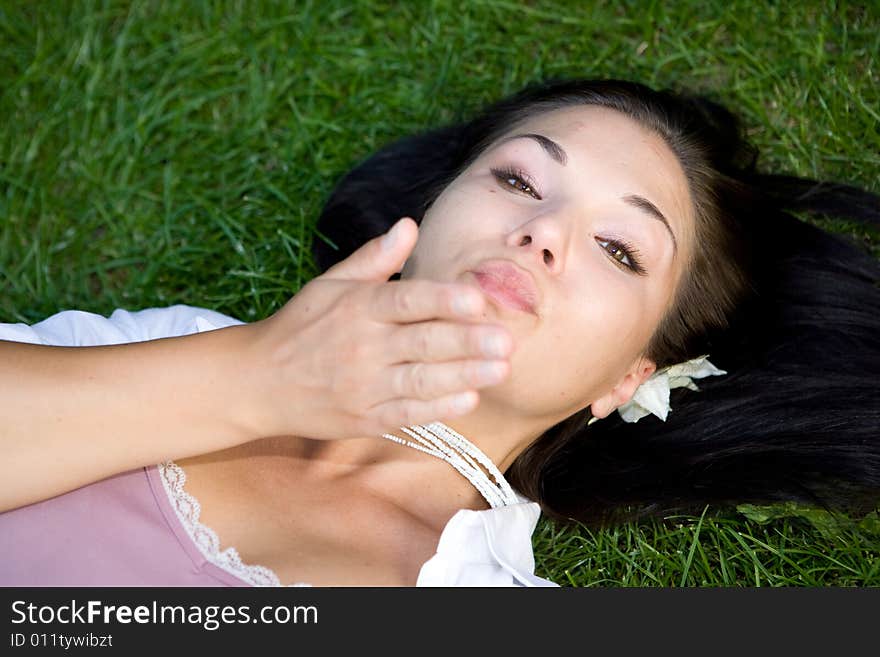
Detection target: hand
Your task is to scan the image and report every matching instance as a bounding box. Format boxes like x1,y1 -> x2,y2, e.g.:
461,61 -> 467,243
243,217 -> 515,441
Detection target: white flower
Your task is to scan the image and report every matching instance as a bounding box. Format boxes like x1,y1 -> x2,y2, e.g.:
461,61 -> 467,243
614,355 -> 727,423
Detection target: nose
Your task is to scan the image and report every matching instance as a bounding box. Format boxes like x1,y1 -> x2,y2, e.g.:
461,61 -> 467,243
507,213 -> 569,274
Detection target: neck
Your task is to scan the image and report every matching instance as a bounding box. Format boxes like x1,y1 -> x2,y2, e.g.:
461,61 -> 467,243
242,409 -> 550,530
381,422 -> 520,509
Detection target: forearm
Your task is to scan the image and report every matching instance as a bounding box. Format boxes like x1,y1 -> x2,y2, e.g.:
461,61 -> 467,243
0,324 -> 262,511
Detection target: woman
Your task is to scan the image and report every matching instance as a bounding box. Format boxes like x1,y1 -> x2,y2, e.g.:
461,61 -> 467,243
1,79 -> 878,587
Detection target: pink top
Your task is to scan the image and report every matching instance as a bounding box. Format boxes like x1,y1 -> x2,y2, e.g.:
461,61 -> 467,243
0,464 -> 253,586
0,304 -> 557,587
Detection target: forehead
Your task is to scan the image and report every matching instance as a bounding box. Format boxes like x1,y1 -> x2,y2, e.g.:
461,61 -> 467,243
489,105 -> 694,247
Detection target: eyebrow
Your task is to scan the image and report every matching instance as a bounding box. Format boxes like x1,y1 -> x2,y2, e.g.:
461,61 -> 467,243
501,132 -> 678,257
622,195 -> 679,257
500,133 -> 568,165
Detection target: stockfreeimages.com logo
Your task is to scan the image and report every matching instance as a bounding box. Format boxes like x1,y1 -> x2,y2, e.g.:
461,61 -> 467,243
11,599 -> 317,632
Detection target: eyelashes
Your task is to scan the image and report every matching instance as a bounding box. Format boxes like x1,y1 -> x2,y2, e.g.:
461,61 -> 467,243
490,166 -> 542,200
595,237 -> 647,275
489,165 -> 648,276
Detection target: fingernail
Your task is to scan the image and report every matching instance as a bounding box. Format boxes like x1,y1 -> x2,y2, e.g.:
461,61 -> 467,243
453,293 -> 480,316
382,219 -> 402,251
453,392 -> 475,414
481,333 -> 508,359
480,361 -> 506,383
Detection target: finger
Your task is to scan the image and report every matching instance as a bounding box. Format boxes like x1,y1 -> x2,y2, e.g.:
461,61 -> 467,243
371,279 -> 488,324
389,321 -> 513,363
322,217 -> 418,282
369,390 -> 481,432
385,359 -> 510,402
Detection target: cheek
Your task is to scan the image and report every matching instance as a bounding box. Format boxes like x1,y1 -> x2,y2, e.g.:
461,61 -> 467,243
410,187 -> 506,269
536,284 -> 652,382
430,183 -> 502,227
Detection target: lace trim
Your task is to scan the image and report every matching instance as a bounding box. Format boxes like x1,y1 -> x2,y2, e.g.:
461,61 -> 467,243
157,460 -> 310,587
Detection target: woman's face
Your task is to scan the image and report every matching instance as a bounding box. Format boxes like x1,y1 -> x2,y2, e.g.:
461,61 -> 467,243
400,105 -> 694,431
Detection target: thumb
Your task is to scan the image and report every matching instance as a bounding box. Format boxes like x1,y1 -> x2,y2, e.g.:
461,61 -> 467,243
322,217 -> 418,281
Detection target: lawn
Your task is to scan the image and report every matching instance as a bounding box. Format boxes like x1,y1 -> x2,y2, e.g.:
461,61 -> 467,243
1,0 -> 878,586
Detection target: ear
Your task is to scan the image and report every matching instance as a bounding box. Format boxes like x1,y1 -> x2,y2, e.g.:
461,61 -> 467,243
590,357 -> 657,420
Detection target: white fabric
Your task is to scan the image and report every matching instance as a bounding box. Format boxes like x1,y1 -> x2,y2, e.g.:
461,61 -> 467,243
0,304 -> 558,587
417,493 -> 554,586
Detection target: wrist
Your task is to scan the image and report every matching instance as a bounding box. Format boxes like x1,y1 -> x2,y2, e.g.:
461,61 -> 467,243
195,322 -> 275,443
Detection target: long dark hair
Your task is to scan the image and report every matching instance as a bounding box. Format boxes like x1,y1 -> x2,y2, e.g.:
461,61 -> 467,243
312,79 -> 880,527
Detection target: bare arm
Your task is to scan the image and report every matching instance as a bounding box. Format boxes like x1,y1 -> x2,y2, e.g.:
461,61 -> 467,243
0,324 -> 261,512
1,218 -> 512,512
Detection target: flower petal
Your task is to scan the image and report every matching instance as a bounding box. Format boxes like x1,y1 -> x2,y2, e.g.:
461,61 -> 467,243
615,356 -> 726,424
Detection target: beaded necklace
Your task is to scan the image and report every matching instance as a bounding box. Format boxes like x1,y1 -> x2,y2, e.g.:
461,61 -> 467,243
381,421 -> 519,508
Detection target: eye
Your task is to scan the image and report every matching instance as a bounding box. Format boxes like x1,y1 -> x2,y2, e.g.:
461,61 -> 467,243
595,237 -> 648,276
490,166 -> 542,200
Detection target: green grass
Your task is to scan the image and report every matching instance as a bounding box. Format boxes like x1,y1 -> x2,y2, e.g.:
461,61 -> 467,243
1,0 -> 878,586
535,506 -> 880,586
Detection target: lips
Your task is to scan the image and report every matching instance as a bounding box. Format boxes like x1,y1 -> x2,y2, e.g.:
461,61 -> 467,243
470,260 -> 540,315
